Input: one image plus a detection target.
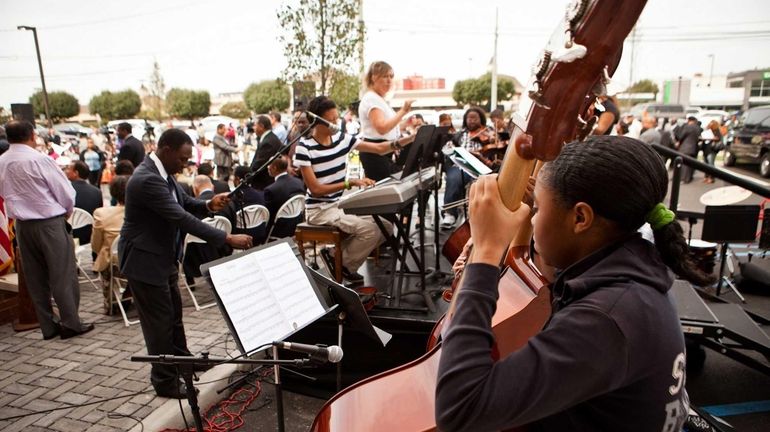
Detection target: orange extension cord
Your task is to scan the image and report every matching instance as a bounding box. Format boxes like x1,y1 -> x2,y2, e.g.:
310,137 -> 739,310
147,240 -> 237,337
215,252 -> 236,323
162,370 -> 270,432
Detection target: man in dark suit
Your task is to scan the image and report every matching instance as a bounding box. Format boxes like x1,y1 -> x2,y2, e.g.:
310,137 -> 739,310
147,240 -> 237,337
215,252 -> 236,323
221,166 -> 268,244
197,162 -> 230,194
675,116 -> 703,184
249,115 -> 283,190
182,175 -> 226,285
64,160 -> 103,246
116,122 -> 145,169
119,129 -> 252,399
264,158 -> 304,239
212,124 -> 239,182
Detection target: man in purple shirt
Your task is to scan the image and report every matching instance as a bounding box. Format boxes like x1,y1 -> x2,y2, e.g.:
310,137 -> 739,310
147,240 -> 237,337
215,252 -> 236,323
0,121 -> 93,340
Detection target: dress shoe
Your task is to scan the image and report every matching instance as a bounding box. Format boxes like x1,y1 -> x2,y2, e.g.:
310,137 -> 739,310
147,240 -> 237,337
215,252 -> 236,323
60,323 -> 95,340
155,381 -> 197,399
43,324 -> 61,340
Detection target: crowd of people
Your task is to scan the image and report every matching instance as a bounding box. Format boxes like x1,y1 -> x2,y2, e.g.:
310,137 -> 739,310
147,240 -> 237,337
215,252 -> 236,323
0,56 -> 740,431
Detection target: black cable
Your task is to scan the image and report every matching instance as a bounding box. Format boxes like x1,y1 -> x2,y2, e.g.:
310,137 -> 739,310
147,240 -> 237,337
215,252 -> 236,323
0,389 -> 154,421
106,413 -> 145,432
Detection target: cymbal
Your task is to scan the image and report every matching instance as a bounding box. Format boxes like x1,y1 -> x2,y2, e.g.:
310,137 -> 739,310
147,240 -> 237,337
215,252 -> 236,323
699,185 -> 753,206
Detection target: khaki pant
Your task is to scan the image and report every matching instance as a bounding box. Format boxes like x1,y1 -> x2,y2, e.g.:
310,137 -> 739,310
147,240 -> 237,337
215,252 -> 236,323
306,204 -> 390,271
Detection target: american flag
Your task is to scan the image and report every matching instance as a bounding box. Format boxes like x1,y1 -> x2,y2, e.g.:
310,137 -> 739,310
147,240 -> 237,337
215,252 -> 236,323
0,197 -> 14,276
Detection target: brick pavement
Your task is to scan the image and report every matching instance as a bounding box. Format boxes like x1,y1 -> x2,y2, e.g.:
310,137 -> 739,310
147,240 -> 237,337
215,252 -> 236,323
0,252 -> 237,432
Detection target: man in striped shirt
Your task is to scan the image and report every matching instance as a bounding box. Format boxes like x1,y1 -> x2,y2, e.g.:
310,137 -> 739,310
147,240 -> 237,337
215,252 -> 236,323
294,96 -> 412,285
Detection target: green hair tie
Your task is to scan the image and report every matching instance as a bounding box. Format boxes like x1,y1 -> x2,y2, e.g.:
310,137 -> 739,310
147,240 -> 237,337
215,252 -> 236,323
646,203 -> 675,230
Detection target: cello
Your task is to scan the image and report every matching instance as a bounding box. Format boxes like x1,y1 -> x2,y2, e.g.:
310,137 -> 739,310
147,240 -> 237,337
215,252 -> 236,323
310,1 -> 645,430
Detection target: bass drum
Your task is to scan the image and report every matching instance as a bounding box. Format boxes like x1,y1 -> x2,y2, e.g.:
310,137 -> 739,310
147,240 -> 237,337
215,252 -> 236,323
688,239 -> 718,276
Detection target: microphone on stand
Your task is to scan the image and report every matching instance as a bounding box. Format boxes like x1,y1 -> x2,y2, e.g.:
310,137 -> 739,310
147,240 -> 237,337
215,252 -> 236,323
306,111 -> 340,134
272,341 -> 344,363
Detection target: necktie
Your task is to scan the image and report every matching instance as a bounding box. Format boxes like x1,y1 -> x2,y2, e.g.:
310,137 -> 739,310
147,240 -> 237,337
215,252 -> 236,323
167,176 -> 183,260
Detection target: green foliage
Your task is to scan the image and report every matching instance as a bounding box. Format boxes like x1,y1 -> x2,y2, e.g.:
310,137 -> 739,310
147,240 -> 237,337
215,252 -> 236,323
627,79 -> 660,95
328,73 -> 360,109
146,61 -> 166,121
278,0 -> 363,94
452,73 -> 517,107
220,101 -> 251,119
89,89 -> 142,122
166,88 -> 211,120
243,80 -> 290,114
29,90 -> 79,122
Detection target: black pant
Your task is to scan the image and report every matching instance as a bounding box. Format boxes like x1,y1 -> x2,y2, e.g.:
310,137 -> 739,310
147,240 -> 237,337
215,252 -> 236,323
88,169 -> 101,187
360,146 -> 395,182
128,270 -> 192,391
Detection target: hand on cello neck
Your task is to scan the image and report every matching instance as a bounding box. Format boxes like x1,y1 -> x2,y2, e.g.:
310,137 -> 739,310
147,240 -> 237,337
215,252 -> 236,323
467,174 -> 532,267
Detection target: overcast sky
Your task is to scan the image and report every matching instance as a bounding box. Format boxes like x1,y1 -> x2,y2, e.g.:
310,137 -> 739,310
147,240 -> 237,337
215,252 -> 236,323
1,0 -> 769,110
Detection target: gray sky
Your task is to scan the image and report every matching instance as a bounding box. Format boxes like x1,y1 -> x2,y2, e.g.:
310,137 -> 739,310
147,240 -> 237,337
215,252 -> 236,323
1,0 -> 769,110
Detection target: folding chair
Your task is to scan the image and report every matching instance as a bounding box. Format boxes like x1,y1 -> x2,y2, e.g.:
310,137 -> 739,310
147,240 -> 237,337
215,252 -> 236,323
68,207 -> 100,292
180,215 -> 232,311
234,204 -> 270,245
108,236 -> 138,327
267,195 -> 306,242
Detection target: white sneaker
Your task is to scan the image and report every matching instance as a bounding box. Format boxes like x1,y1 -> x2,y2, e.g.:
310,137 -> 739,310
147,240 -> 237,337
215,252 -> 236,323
440,214 -> 456,229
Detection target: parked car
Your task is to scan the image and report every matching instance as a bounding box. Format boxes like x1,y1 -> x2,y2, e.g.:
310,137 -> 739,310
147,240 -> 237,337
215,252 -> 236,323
697,110 -> 730,127
630,103 -> 686,119
53,122 -> 91,138
106,119 -> 160,140
723,105 -> 770,177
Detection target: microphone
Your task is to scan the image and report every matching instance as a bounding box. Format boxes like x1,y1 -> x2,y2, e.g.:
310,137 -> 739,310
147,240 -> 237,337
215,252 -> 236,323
273,341 -> 344,363
306,111 -> 340,134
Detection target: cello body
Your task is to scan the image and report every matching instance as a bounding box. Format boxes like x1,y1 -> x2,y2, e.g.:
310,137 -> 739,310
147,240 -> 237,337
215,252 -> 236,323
310,0 -> 646,430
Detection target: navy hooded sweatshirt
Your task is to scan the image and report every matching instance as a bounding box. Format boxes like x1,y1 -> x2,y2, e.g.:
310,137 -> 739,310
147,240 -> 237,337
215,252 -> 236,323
436,234 -> 689,432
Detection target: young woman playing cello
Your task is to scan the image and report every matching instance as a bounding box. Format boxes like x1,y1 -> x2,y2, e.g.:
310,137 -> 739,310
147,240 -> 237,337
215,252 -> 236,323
436,135 -> 712,432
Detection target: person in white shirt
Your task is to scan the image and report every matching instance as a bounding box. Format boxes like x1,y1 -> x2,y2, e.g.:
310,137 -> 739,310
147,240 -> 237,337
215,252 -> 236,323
357,61 -> 414,181
271,111 -> 288,143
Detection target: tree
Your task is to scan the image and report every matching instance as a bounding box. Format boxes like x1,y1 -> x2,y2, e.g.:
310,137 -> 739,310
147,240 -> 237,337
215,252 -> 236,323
627,79 -> 660,97
243,80 -> 290,114
329,72 -> 360,110
146,61 -> 166,121
220,101 -> 251,119
452,73 -> 517,108
89,89 -> 142,122
29,90 -> 79,122
277,0 -> 363,95
166,88 -> 211,120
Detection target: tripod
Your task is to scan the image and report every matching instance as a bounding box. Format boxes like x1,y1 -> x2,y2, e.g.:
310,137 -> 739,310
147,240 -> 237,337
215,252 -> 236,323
701,205 -> 760,303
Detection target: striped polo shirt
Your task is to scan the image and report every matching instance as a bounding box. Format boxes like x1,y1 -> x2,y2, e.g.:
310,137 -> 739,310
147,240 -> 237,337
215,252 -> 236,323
294,132 -> 359,207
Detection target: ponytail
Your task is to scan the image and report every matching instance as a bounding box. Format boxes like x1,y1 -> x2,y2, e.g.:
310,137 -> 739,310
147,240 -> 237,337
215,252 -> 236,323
652,220 -> 716,287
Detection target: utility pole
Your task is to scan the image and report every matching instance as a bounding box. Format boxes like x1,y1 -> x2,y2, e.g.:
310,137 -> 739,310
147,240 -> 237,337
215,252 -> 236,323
628,25 -> 637,110
18,25 -> 52,128
490,8 -> 499,112
358,0 -> 365,96
708,54 -> 715,87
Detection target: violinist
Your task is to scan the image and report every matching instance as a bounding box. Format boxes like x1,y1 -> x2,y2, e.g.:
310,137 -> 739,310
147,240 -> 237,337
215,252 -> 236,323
436,136 -> 710,432
440,107 -> 495,230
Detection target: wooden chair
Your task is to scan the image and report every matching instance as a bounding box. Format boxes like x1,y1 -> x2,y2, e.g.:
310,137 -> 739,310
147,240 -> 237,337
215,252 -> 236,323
295,223 -> 344,283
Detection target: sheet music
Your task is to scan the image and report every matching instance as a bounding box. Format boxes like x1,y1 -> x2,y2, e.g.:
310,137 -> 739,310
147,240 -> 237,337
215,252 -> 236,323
208,242 -> 326,354
453,147 -> 492,176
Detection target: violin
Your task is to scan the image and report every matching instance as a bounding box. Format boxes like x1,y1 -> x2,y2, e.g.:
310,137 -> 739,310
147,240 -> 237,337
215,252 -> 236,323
310,1 -> 646,430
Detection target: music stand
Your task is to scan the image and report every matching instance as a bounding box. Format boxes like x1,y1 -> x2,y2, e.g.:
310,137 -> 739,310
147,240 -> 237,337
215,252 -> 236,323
701,205 -> 760,302
398,124 -> 435,179
201,239 -> 335,432
307,268 -> 391,391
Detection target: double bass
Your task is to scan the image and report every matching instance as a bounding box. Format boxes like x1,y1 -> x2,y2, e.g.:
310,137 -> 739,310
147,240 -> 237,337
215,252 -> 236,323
311,1 -> 646,430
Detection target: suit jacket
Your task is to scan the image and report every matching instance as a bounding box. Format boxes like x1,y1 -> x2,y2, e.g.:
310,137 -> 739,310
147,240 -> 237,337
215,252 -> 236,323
249,131 -> 283,190
264,173 -> 305,238
212,134 -> 238,168
675,123 -> 702,155
72,179 -> 103,245
119,157 -> 227,285
212,179 -> 230,194
91,205 -> 125,272
117,135 -> 146,169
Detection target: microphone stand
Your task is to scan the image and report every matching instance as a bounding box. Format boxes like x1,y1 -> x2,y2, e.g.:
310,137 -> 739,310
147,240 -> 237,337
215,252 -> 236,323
131,354 -> 311,432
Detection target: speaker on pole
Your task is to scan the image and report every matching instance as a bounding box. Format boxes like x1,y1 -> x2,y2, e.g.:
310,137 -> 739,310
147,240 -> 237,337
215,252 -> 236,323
10,104 -> 35,124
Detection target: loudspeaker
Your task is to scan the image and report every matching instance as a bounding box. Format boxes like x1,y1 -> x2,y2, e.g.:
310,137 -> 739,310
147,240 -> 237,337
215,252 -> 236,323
11,103 -> 35,124
293,81 -> 315,112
